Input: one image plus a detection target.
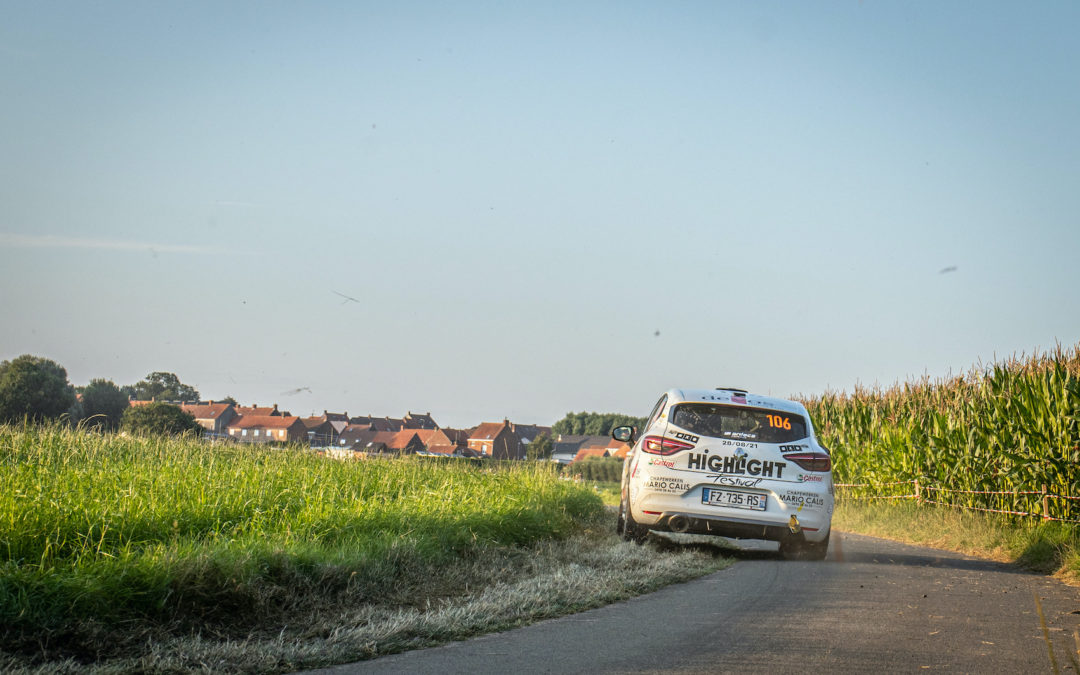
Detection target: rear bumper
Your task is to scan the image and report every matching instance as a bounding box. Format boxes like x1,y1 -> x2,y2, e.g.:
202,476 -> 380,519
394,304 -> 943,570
629,485 -> 833,543
649,510 -> 829,543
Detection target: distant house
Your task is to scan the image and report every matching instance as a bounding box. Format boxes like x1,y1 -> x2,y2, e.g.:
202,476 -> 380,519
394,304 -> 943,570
423,443 -> 459,456
322,411 -> 350,424
440,427 -> 471,447
179,401 -> 237,435
387,430 -> 425,454
301,416 -> 338,447
551,434 -> 611,464
405,429 -> 469,455
299,411 -> 350,447
608,437 -> 632,460
512,423 -> 552,446
227,415 -> 307,444
348,415 -> 405,432
468,420 -> 525,460
337,426 -> 387,453
572,447 -> 610,463
234,404 -> 282,417
335,426 -> 422,454
403,411 -> 439,429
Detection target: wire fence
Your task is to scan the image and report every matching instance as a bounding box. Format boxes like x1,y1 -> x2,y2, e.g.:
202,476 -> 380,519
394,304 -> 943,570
834,480 -> 1080,524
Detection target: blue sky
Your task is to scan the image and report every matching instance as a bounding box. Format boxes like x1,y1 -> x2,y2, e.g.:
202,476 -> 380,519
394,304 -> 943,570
2,1 -> 1078,428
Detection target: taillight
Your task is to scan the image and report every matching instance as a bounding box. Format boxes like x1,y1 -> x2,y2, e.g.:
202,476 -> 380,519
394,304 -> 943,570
641,435 -> 695,456
785,452 -> 832,472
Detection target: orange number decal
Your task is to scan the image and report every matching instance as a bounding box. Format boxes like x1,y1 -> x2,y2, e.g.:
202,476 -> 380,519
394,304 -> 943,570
767,414 -> 792,430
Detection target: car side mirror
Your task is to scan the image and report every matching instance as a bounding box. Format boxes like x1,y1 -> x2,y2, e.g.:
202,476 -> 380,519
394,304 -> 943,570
611,425 -> 635,443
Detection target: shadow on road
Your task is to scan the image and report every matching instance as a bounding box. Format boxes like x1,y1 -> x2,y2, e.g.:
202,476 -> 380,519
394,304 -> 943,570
646,532 -> 1037,576
646,533 -> 781,560
835,549 -> 1030,575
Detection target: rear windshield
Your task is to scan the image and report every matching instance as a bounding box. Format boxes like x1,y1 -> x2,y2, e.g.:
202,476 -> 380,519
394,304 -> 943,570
669,403 -> 808,443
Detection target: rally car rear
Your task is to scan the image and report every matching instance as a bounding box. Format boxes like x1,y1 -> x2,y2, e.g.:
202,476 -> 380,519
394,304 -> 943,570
615,388 -> 834,560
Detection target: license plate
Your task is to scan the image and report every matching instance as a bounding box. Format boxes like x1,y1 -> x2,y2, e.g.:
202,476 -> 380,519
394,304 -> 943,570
702,488 -> 767,511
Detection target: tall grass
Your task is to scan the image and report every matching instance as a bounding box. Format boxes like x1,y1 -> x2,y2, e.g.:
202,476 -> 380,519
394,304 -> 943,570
0,424 -> 603,658
801,343 -> 1080,518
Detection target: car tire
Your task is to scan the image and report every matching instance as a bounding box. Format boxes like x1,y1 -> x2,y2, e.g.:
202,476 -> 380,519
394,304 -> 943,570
780,532 -> 829,561
619,495 -> 648,544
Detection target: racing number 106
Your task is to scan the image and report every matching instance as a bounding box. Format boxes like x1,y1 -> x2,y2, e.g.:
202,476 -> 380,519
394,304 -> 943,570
766,414 -> 791,430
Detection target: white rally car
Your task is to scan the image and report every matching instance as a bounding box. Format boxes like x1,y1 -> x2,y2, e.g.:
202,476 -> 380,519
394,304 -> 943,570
614,387 -> 833,560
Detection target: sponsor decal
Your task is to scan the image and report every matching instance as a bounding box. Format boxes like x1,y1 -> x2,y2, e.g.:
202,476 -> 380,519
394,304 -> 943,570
708,475 -> 763,488
731,393 -> 747,404
686,452 -> 786,479
648,457 -> 675,469
643,476 -> 691,495
723,431 -> 758,440
780,490 -> 825,510
672,431 -> 699,444
799,474 -> 825,483
780,444 -> 809,453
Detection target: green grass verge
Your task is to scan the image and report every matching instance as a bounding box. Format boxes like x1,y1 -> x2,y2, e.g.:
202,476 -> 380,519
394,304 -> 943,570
1,512 -> 732,673
1,425 -> 732,672
834,500 -> 1080,582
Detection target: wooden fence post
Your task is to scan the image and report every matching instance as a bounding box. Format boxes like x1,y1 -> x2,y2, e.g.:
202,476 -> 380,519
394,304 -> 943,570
1043,484 -> 1050,521
914,479 -> 921,505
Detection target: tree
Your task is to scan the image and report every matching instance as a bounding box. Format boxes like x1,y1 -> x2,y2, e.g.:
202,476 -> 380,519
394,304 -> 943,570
130,372 -> 200,402
79,379 -> 129,430
121,402 -> 202,437
0,355 -> 77,423
526,432 -> 553,460
551,412 -> 647,437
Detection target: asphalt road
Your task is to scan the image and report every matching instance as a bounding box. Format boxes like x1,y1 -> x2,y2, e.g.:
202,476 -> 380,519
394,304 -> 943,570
308,532 -> 1080,674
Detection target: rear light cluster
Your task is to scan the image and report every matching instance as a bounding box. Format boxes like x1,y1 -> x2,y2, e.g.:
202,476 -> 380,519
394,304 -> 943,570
785,452 -> 832,472
641,435 -> 695,456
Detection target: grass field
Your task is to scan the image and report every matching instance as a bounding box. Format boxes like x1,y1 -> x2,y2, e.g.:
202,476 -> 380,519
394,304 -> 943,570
0,425 -> 601,660
0,424 -> 731,672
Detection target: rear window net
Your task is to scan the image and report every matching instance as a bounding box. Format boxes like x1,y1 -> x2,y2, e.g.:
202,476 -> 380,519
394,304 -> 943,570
669,403 -> 808,443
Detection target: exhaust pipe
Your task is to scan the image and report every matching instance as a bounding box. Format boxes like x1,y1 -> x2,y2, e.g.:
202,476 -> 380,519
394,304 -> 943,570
669,515 -> 691,533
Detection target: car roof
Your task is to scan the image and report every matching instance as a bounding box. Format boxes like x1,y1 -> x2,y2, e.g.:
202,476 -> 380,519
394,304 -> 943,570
665,388 -> 808,415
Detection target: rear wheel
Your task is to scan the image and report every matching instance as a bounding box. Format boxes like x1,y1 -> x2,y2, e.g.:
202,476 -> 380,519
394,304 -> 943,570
619,495 -> 648,544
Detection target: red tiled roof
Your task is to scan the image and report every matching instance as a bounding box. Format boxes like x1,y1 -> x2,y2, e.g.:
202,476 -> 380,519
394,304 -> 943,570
301,416 -> 333,429
235,405 -> 278,417
408,429 -> 451,446
370,430 -> 399,445
469,422 -> 507,441
228,415 -> 302,430
180,402 -> 233,420
425,444 -> 458,455
387,430 -> 420,450
572,447 -> 610,463
609,443 -> 631,460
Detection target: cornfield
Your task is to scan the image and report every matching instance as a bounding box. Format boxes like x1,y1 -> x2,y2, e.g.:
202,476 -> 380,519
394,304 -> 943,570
800,343 -> 1080,520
